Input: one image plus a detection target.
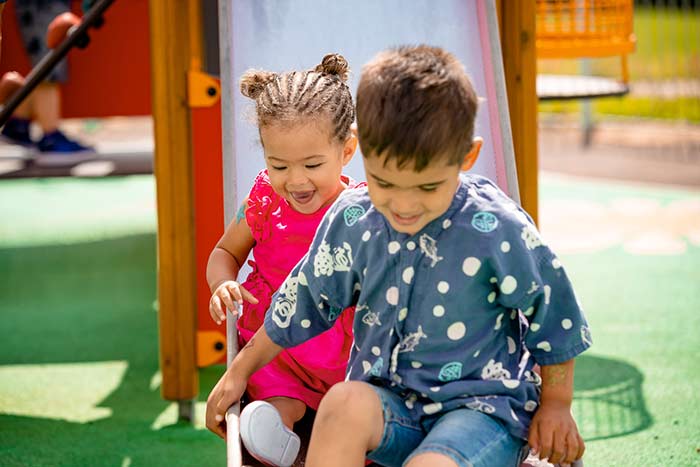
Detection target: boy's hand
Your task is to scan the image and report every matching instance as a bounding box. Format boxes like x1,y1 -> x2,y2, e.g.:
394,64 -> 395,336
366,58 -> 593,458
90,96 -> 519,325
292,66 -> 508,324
209,280 -> 259,324
528,399 -> 585,465
206,367 -> 247,439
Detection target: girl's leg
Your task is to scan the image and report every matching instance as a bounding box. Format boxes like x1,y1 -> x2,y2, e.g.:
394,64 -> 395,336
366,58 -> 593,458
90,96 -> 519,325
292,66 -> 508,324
265,395 -> 307,429
239,397 -> 305,467
306,381 -> 386,467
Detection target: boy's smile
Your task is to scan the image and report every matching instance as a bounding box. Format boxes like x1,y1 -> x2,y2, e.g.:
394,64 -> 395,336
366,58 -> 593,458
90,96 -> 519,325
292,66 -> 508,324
363,153 -> 463,235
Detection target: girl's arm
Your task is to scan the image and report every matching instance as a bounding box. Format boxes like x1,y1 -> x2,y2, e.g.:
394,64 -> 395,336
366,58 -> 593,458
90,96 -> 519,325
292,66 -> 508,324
206,198 -> 258,323
528,359 -> 585,464
205,325 -> 283,439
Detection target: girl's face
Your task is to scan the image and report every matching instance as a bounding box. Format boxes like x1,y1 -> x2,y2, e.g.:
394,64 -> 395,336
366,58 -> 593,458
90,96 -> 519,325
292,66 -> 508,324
260,120 -> 357,214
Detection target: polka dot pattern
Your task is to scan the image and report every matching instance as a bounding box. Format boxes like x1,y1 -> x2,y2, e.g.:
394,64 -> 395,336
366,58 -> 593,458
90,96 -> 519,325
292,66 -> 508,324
462,257 -> 481,276
423,402 -> 443,415
447,322 -> 466,340
402,267 -> 414,284
398,308 -> 408,321
500,276 -> 517,295
536,341 -> 552,352
507,336 -> 516,354
494,313 -> 504,330
386,287 -> 399,305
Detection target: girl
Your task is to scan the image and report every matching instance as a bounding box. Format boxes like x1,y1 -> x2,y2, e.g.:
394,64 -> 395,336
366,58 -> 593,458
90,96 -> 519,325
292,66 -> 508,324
206,53 -> 360,467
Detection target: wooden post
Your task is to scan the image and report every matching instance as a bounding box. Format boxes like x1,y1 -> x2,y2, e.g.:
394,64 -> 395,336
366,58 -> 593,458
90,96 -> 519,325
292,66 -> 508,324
149,0 -> 199,404
496,0 -> 539,224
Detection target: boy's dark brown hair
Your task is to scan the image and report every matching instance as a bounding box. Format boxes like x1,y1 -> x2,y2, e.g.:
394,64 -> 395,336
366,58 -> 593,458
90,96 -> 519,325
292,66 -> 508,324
240,53 -> 355,143
356,45 -> 478,171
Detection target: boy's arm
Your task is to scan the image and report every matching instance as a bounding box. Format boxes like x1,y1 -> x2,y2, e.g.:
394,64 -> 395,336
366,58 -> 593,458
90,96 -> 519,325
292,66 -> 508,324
528,359 -> 585,464
205,325 -> 283,439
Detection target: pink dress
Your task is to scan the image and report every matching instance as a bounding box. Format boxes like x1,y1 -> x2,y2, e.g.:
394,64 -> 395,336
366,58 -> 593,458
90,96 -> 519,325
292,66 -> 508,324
239,169 -> 361,409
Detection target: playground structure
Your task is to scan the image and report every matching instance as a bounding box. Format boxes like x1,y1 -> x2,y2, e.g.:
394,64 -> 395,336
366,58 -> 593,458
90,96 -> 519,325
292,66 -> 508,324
535,0 -> 637,100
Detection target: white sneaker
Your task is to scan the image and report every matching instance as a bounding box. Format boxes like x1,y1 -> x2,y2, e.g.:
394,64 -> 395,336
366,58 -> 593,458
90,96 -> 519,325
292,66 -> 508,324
239,400 -> 301,467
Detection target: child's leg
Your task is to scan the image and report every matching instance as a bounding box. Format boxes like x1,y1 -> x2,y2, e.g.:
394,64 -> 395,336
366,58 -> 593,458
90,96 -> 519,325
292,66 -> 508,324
306,381 -> 388,467
266,395 -> 307,429
406,408 -> 526,467
239,398 -> 304,467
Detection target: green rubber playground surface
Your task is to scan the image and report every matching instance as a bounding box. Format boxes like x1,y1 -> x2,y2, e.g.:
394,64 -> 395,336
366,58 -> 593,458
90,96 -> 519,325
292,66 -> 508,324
1,174 -> 699,466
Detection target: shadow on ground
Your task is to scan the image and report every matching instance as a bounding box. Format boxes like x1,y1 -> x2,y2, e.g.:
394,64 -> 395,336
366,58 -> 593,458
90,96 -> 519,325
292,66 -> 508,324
573,354 -> 653,441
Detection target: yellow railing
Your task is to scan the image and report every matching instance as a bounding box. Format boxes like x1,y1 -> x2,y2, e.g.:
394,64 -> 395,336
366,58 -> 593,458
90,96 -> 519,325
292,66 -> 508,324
536,0 -> 636,82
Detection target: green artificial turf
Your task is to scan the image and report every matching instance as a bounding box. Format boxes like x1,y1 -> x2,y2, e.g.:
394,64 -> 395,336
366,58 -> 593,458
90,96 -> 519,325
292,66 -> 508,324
539,176 -> 700,466
1,174 -> 699,466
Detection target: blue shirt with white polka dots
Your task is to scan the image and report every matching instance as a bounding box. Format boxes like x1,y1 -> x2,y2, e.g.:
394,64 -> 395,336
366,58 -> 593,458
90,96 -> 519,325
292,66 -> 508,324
264,174 -> 591,440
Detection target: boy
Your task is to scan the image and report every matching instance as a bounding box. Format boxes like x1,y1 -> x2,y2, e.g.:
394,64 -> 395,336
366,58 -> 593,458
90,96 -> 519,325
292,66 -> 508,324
207,45 -> 590,467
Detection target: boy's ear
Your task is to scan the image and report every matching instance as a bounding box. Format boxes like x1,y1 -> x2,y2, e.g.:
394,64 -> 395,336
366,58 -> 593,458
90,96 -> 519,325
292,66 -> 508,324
342,132 -> 358,166
461,137 -> 483,171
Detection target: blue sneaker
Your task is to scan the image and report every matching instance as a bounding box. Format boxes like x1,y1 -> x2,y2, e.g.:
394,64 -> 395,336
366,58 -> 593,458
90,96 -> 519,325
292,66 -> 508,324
1,118 -> 33,147
35,129 -> 95,167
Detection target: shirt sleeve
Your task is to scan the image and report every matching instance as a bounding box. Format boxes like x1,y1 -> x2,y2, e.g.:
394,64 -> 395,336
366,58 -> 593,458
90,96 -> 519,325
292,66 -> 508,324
493,207 -> 592,366
264,191 -> 363,348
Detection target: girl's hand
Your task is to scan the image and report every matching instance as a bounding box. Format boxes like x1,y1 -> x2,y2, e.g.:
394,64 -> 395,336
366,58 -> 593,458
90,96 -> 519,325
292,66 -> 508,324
209,280 -> 259,324
205,367 -> 247,439
528,399 -> 585,465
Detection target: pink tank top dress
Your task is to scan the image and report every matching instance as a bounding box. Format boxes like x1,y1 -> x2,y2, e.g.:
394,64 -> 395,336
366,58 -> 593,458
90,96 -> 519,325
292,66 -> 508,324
239,169 -> 361,409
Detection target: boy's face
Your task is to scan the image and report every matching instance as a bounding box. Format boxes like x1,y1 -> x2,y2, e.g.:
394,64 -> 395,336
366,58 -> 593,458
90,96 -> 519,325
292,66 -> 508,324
261,121 -> 356,214
363,153 -> 463,236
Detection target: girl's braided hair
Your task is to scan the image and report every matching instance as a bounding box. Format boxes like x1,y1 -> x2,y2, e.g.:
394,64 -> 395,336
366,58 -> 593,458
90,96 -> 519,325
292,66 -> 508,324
240,53 -> 354,142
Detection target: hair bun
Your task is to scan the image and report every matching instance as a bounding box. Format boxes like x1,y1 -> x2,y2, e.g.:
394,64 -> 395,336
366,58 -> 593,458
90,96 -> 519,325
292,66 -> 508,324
240,70 -> 277,99
314,53 -> 349,82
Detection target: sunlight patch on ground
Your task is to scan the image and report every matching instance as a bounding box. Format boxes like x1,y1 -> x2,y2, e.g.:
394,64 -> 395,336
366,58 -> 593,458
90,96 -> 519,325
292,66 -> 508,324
150,401 -> 208,430
0,361 -> 127,423
149,370 -> 162,391
540,196 -> 700,255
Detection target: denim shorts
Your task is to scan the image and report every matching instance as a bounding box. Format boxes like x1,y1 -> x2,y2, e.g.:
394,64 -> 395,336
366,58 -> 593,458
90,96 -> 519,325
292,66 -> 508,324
366,385 -> 527,467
